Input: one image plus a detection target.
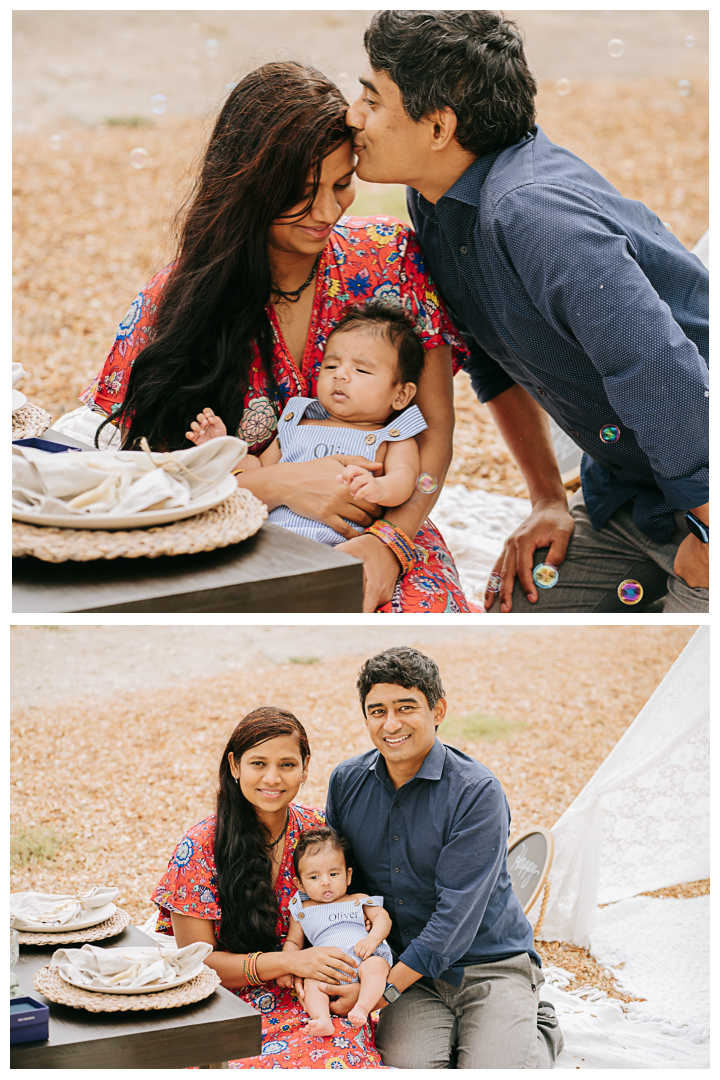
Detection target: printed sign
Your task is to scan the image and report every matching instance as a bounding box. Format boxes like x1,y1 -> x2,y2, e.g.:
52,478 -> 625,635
507,829 -> 553,911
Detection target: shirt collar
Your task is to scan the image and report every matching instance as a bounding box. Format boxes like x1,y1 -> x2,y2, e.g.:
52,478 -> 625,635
368,736 -> 447,784
418,129 -> 535,211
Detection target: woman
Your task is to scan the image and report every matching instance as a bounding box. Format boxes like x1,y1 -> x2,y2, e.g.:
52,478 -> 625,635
82,61 -> 473,612
152,707 -> 387,1069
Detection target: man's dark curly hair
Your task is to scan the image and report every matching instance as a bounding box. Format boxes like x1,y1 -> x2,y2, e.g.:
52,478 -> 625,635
357,646 -> 445,716
364,10 -> 537,158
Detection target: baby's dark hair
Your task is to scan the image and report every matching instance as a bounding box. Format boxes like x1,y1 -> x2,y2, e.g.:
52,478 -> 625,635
293,827 -> 351,878
327,298 -> 425,387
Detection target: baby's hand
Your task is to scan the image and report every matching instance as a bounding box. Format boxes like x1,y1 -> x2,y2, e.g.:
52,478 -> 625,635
186,408 -> 227,445
276,973 -> 294,988
352,936 -> 375,961
337,464 -> 383,503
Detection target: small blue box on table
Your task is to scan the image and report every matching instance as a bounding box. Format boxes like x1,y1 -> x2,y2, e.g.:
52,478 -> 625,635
10,996 -> 50,1044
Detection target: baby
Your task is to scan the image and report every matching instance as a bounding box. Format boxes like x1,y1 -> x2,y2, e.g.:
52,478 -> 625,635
185,299 -> 427,546
278,827 -> 393,1035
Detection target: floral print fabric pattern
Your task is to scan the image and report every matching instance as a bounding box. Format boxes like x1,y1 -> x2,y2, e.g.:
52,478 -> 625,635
151,804 -> 388,1069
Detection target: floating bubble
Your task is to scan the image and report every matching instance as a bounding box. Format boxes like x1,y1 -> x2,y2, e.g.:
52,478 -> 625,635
416,472 -> 438,494
685,35 -> 695,48
618,579 -> 643,605
204,38 -> 219,58
225,83 -> 237,92
150,93 -> 167,115
677,79 -> 692,97
533,563 -> 559,589
486,572 -> 502,594
662,221 -> 674,233
600,424 -> 621,443
555,78 -> 571,96
49,134 -> 62,151
704,390 -> 709,397
129,147 -> 149,170
608,38 -> 624,58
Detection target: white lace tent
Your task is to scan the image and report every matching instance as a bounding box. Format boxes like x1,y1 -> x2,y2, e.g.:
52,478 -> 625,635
536,624 -> 709,948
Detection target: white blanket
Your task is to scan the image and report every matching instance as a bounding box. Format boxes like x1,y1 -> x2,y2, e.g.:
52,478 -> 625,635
12,435 -> 245,517
10,886 -> 119,927
51,941 -> 213,989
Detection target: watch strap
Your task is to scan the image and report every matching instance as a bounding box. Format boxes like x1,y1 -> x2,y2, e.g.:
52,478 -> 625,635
685,511 -> 709,543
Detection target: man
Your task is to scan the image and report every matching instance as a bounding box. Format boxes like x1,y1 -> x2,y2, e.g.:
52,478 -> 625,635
347,10 -> 709,613
324,646 -> 563,1068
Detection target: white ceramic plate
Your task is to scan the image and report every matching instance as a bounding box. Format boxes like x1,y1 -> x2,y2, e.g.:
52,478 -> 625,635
12,473 -> 237,530
10,900 -> 117,933
57,949 -> 205,994
12,389 -> 27,413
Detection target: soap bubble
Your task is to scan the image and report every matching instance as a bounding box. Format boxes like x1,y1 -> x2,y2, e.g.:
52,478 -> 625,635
129,147 -> 149,170
204,38 -> 219,58
225,83 -> 237,92
662,221 -> 674,233
685,35 -> 695,48
533,563 -> 559,589
555,78 -> 571,96
608,39 -> 624,58
618,579 -> 643,605
49,134 -> 62,151
677,79 -> 692,97
150,94 -> 167,115
486,572 -> 502,594
600,424 -> 621,443
416,472 -> 438,494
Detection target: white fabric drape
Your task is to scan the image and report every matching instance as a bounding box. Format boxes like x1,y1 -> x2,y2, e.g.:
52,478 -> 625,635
537,626 -> 709,947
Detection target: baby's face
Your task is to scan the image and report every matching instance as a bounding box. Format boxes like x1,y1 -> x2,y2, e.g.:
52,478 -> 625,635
316,326 -> 414,425
295,844 -> 351,903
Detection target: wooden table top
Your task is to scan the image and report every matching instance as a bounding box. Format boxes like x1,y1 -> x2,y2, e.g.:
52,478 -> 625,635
11,924 -> 262,1069
13,430 -> 364,613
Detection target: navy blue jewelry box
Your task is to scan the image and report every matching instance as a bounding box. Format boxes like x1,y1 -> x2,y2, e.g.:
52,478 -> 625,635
10,996 -> 50,1044
13,437 -> 81,453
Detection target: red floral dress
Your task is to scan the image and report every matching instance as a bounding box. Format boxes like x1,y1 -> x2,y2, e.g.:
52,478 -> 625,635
82,217 -> 475,612
151,804 -> 388,1069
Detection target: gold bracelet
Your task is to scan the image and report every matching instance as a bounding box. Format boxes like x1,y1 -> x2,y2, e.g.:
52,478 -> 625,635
231,467 -> 245,476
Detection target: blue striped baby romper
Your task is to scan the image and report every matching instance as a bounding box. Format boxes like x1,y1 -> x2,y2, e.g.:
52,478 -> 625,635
268,397 -> 428,545
288,890 -> 393,982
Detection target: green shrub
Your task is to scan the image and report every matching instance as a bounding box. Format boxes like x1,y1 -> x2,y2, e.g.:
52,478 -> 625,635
11,825 -> 72,868
441,711 -> 525,744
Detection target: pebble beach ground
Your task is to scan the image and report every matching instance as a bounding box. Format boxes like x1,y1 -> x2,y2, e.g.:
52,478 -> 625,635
10,624 -> 706,1001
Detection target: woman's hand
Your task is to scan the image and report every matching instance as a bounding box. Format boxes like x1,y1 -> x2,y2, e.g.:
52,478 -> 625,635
336,533 -> 400,612
287,946 -> 359,984
238,455 -> 382,536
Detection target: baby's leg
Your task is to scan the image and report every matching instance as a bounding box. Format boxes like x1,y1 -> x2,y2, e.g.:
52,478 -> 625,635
348,956 -> 391,1027
302,977 -> 335,1037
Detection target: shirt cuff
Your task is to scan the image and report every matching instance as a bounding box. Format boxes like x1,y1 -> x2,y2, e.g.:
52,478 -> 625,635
398,941 -> 453,981
653,467 -> 709,511
463,362 -> 516,404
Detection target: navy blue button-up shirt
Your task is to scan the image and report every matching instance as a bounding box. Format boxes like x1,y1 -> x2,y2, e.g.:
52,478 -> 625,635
408,126 -> 709,542
325,738 -> 539,986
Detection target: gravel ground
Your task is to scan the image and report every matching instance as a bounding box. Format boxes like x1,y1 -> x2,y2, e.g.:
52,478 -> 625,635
11,624 -> 703,1000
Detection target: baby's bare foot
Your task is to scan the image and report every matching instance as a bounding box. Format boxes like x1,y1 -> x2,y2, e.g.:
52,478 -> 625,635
347,1005 -> 368,1028
305,1017 -> 335,1037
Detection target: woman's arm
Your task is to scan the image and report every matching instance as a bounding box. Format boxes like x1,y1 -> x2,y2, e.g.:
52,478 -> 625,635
336,344 -> 454,611
170,911 -> 359,991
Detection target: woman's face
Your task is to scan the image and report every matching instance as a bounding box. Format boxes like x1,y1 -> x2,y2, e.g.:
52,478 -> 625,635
268,140 -> 356,259
229,734 -> 308,815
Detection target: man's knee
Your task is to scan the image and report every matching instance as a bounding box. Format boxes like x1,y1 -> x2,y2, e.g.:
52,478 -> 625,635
374,991 -> 454,1069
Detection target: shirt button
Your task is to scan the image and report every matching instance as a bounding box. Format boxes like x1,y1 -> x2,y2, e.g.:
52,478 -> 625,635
537,388 -> 546,397
394,867 -> 400,873
365,433 -> 376,445
570,430 -> 579,436
284,412 -> 294,421
393,835 -> 399,841
398,899 -> 404,905
394,802 -> 400,809
460,245 -> 468,254
388,428 -> 400,438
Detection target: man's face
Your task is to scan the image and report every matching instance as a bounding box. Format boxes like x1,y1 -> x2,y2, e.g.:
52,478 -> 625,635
346,66 -> 432,185
363,682 -> 446,774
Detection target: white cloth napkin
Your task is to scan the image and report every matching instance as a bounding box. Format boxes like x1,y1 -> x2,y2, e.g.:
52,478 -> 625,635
12,363 -> 26,387
10,886 -> 120,927
51,941 -> 213,990
12,435 -> 246,517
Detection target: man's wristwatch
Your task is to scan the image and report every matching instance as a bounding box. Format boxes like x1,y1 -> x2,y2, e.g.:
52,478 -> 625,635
685,512 -> 710,544
382,982 -> 401,1004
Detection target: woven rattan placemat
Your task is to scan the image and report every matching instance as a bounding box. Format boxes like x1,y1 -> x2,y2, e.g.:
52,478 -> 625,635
12,402 -> 53,440
17,908 -> 131,946
33,963 -> 221,1012
12,487 -> 267,562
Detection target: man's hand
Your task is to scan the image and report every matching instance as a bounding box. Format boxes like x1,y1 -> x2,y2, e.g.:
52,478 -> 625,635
337,533 -> 400,612
318,980 -> 361,1016
485,497 -> 575,612
673,532 -> 709,590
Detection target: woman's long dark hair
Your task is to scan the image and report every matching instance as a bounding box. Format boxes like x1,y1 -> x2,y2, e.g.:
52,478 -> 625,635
214,706 -> 310,955
100,61 -> 349,450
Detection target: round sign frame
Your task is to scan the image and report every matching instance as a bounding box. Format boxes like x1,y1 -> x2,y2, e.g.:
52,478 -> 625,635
506,826 -> 554,914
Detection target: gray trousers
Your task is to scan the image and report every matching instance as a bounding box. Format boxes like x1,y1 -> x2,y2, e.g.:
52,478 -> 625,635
374,953 -> 563,1069
509,490 -> 709,613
